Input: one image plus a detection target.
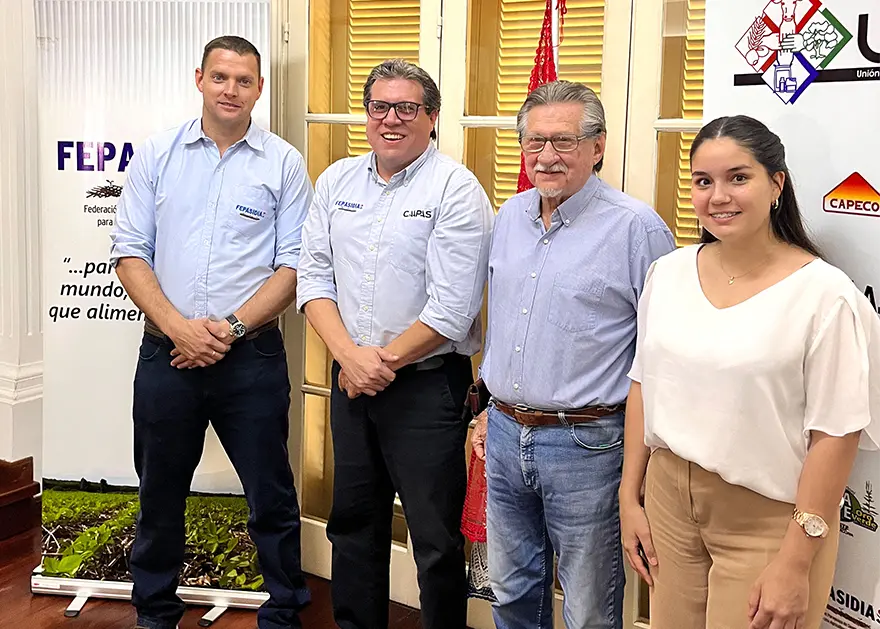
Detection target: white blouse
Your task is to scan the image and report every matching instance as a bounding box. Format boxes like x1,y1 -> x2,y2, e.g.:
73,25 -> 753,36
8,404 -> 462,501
629,245 -> 880,503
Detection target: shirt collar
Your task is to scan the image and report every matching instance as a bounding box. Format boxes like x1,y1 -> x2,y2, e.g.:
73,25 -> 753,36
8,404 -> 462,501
368,143 -> 436,185
525,174 -> 601,226
181,118 -> 264,152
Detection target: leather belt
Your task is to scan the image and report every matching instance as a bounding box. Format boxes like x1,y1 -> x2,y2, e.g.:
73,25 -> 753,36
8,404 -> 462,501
494,400 -> 624,427
144,317 -> 279,343
396,353 -> 469,376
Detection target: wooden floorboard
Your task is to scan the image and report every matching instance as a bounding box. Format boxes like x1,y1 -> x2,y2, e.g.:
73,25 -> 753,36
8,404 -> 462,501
0,529 -> 423,629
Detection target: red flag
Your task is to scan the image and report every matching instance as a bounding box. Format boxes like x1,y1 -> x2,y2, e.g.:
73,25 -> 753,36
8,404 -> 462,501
516,0 -> 567,193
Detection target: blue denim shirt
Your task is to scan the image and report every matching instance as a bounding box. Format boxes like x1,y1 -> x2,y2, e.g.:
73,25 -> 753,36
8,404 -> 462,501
110,118 -> 313,319
480,175 -> 675,409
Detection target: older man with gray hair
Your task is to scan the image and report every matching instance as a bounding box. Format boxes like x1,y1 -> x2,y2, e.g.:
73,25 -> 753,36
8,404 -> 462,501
471,80 -> 674,628
297,59 -> 493,629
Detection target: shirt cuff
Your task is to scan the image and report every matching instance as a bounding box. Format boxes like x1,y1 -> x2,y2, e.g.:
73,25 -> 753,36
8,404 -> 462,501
109,246 -> 154,269
274,250 -> 301,271
419,298 -> 474,343
295,281 -> 338,312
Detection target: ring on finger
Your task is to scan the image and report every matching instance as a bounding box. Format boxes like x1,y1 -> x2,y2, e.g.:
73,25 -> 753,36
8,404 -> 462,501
212,350 -> 217,358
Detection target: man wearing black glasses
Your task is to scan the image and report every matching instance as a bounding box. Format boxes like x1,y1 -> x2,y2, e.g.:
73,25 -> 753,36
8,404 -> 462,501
470,81 -> 674,629
296,59 -> 494,629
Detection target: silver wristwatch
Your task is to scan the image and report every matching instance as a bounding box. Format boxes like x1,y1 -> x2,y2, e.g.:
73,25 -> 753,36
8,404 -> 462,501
226,314 -> 247,339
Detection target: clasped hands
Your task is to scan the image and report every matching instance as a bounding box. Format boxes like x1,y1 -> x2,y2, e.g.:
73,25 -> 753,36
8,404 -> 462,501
338,345 -> 400,399
167,318 -> 233,369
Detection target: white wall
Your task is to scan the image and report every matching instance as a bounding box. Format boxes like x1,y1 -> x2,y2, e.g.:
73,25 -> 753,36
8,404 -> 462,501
0,0 -> 44,482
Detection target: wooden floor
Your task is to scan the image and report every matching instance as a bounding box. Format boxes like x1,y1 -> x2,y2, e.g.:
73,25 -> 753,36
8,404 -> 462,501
0,528 -> 423,629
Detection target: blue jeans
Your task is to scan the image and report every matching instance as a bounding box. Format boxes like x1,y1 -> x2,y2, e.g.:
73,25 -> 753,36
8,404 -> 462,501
485,404 -> 625,629
130,329 -> 310,629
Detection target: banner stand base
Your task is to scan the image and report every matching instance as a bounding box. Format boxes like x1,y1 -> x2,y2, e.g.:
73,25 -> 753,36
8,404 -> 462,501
64,594 -> 89,617
31,569 -> 270,621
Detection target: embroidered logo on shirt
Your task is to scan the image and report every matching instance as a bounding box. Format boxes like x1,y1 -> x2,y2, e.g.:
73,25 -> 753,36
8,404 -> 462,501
334,200 -> 363,212
237,204 -> 266,221
403,209 -> 434,219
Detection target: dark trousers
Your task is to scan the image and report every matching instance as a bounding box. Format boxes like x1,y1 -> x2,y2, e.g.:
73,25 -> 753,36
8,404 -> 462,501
129,328 -> 310,629
328,354 -> 473,629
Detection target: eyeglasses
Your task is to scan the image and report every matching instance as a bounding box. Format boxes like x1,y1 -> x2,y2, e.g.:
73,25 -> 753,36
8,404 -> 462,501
365,100 -> 425,121
519,134 -> 589,153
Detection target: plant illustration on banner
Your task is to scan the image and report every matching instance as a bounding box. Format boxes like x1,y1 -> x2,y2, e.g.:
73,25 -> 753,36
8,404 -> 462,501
41,488 -> 264,591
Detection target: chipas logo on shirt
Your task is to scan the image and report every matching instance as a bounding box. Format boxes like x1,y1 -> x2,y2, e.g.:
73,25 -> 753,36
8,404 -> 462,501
237,204 -> 266,221
403,209 -> 433,219
334,200 -> 363,212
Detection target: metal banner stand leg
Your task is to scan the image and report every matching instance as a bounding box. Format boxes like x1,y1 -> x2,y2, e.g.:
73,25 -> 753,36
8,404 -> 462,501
199,605 -> 229,626
64,595 -> 89,617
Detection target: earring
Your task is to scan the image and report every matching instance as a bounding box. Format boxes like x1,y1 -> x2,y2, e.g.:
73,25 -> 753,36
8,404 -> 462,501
771,194 -> 781,211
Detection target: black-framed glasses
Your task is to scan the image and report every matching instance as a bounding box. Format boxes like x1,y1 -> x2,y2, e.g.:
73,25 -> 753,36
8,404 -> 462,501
519,134 -> 589,153
365,100 -> 425,121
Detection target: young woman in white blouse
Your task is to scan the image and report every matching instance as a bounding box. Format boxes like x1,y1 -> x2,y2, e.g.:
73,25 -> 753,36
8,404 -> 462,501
619,115 -> 879,629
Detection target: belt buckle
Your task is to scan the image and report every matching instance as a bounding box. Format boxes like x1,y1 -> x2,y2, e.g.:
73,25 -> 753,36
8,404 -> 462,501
513,404 -> 530,413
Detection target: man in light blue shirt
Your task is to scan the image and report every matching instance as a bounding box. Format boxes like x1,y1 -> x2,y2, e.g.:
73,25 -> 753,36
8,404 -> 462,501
471,81 -> 675,629
110,36 -> 311,629
296,59 -> 494,629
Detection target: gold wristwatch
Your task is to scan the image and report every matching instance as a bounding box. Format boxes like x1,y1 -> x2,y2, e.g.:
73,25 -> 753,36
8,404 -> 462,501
792,508 -> 829,538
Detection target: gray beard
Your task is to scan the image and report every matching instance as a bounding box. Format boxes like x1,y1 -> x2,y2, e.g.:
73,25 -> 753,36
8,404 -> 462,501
536,187 -> 564,198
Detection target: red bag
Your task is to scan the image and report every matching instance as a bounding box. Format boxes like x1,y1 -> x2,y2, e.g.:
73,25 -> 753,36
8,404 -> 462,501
461,449 -> 488,543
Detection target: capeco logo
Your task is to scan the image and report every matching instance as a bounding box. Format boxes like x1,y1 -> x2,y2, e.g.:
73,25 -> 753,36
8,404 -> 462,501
824,172 -> 880,218
734,0 -> 880,104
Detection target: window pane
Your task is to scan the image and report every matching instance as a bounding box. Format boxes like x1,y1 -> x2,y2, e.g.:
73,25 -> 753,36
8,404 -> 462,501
464,127 -> 522,212
302,394 -> 333,521
305,323 -> 331,388
309,0 -> 420,114
656,131 -> 701,246
306,123 -> 369,184
465,0 -> 606,117
659,0 -> 705,120
464,0 -> 606,218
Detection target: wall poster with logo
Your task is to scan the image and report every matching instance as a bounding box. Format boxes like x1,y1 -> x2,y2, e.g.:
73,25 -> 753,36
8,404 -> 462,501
703,1 -> 880,628
34,0 -> 274,610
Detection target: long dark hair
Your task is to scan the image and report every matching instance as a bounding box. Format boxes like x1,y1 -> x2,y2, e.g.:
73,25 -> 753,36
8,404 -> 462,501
690,115 -> 822,258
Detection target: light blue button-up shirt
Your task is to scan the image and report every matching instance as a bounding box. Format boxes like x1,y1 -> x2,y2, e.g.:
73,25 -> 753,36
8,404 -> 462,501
110,118 -> 313,320
296,145 -> 494,359
480,175 -> 675,409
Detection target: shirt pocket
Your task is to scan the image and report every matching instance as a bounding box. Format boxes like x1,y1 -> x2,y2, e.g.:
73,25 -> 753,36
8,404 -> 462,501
388,208 -> 436,274
223,183 -> 275,240
547,273 -> 606,333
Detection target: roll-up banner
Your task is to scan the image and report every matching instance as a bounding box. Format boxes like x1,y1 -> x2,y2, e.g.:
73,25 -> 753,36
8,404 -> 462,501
703,2 -> 879,627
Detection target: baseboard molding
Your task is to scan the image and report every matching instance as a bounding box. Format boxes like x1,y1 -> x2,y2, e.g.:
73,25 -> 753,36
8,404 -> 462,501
0,361 -> 43,404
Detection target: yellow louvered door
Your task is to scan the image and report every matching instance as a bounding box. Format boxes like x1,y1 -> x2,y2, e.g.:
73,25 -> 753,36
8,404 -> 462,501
298,0 -> 632,623
674,0 -> 705,245
655,0 -> 706,246
344,0 -> 421,156
468,0 -> 608,211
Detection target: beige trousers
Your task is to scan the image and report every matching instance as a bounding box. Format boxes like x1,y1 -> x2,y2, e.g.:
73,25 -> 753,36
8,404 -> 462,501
644,448 -> 839,629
